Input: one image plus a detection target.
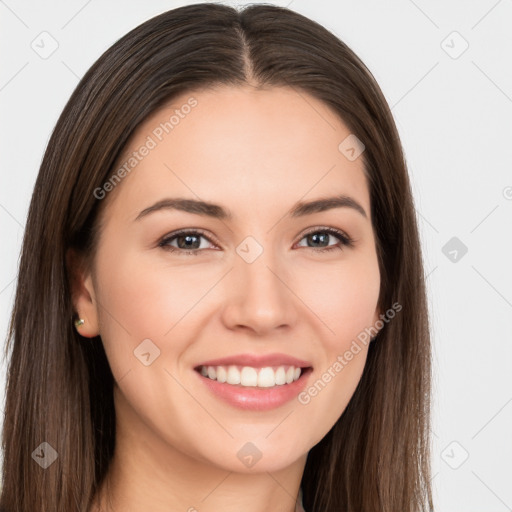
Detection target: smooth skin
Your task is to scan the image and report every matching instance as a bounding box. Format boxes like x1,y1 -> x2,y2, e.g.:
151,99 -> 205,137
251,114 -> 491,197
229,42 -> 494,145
70,85 -> 382,512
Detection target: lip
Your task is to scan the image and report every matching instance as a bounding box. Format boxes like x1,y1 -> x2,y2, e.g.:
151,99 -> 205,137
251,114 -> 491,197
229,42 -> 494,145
195,366 -> 313,411
195,352 -> 313,370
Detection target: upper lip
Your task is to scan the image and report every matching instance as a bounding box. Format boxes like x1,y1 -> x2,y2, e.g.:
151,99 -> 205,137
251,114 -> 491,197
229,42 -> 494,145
195,353 -> 313,369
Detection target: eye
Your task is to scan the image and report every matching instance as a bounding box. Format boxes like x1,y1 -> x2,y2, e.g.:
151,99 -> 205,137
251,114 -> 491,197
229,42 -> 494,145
158,229 -> 216,256
158,226 -> 354,256
295,227 -> 354,253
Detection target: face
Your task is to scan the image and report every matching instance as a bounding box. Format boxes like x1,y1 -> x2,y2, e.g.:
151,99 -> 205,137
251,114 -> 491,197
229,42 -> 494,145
73,85 -> 381,474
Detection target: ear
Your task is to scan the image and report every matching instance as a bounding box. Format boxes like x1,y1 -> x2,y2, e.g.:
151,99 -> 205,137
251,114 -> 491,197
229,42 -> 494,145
66,248 -> 100,338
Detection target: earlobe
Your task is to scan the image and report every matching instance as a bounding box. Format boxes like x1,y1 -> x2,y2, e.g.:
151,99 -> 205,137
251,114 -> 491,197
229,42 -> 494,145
74,274 -> 100,338
67,249 -> 100,338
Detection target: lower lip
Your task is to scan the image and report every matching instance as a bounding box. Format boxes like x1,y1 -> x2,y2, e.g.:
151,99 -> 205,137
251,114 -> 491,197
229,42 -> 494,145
196,368 -> 313,411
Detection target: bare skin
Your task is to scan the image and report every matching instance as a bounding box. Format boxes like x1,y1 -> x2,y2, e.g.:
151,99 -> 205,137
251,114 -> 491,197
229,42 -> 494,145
70,85 -> 381,512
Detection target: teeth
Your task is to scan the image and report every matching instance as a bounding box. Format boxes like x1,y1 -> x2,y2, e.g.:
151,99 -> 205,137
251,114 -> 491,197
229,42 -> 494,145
199,365 -> 304,387
275,366 -> 286,385
216,366 -> 227,383
227,365 -> 241,385
240,367 -> 258,386
258,367 -> 275,387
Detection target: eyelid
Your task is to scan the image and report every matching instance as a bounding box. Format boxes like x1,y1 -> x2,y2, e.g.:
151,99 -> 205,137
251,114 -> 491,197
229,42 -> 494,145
158,225 -> 354,252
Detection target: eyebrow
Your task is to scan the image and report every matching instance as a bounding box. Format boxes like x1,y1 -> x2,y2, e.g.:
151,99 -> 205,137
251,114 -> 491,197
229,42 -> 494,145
135,194 -> 368,221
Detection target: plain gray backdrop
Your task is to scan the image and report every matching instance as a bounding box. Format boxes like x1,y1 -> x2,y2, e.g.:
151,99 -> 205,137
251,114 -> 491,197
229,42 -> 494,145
1,1 -> 511,510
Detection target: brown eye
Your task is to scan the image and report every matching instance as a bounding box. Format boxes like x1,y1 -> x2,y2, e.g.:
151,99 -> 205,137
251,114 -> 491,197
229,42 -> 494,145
159,230 -> 216,256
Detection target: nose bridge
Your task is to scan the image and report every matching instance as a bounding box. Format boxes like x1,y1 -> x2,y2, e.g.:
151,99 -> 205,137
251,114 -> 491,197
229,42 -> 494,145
222,234 -> 297,333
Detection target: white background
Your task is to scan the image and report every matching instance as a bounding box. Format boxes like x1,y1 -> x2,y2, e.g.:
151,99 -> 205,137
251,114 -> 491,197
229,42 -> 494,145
1,1 -> 511,510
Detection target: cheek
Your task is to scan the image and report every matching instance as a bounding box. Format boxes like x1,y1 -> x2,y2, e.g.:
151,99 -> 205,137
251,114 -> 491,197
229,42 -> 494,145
92,248 -> 172,377
292,255 -> 379,438
293,254 -> 380,349
92,246 -> 225,377
95,247 -> 211,333
294,262 -> 378,441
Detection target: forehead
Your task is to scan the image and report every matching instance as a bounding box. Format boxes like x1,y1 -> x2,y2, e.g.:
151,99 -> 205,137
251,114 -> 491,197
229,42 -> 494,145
103,85 -> 370,223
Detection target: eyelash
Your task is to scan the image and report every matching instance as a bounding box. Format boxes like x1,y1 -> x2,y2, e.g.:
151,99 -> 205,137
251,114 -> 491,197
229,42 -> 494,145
158,227 -> 354,256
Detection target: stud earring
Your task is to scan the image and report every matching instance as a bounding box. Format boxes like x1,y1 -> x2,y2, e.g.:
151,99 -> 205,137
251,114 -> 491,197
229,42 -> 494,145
74,318 -> 85,328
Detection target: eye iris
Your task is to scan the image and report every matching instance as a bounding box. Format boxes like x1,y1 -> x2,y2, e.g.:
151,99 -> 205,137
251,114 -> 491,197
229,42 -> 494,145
308,232 -> 329,248
177,234 -> 200,249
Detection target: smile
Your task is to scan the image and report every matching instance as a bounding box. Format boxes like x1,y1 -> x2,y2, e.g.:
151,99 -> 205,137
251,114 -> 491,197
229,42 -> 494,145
199,364 -> 303,388
194,364 -> 313,411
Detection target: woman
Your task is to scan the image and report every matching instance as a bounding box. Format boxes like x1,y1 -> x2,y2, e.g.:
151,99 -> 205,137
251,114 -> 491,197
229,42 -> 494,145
0,3 -> 433,511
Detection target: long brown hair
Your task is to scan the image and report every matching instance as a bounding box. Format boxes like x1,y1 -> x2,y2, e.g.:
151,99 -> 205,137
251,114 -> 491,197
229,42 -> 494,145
0,3 -> 433,511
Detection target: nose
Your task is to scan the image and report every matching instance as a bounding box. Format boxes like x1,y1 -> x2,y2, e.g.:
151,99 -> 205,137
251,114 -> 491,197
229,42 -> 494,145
220,249 -> 298,336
